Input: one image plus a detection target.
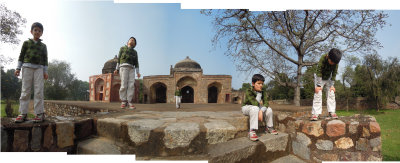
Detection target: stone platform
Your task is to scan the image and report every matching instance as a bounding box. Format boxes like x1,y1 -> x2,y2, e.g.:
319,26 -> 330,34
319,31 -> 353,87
1,101 -> 382,162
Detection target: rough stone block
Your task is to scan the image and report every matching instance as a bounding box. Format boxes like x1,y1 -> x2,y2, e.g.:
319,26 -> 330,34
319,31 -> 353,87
56,122 -> 75,148
271,155 -> 307,163
163,122 -> 200,149
204,121 -> 236,144
292,133 -> 311,160
1,127 -> 8,152
77,138 -> 121,154
369,122 -> 381,133
315,140 -> 333,150
97,118 -> 127,141
369,137 -> 381,151
362,127 -> 370,137
349,121 -> 359,134
340,152 -> 362,161
356,138 -> 368,151
126,119 -> 164,145
221,116 -> 248,131
326,120 -> 346,137
335,137 -> 354,149
367,155 -> 382,161
43,125 -> 54,149
320,153 -> 339,161
74,118 -> 93,140
277,113 -> 288,121
302,121 -> 324,137
259,133 -> 289,152
13,130 -> 29,152
31,127 -> 42,151
208,137 -> 258,163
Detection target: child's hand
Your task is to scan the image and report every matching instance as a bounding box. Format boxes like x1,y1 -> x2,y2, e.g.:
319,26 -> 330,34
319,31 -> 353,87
113,70 -> 119,75
315,86 -> 322,94
258,110 -> 263,121
330,86 -> 335,92
43,73 -> 48,80
14,70 -> 20,77
137,73 -> 141,78
259,100 -> 263,106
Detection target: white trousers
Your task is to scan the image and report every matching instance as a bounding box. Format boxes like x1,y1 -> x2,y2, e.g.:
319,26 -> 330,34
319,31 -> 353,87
312,79 -> 336,115
175,96 -> 181,108
119,66 -> 135,102
19,67 -> 44,115
242,105 -> 273,131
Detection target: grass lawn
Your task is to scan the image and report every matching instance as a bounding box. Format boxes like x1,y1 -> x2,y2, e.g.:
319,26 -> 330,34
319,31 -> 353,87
1,100 -> 35,118
337,109 -> 400,161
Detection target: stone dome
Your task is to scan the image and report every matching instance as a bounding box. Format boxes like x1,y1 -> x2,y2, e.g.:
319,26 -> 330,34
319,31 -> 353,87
102,55 -> 118,74
174,56 -> 202,71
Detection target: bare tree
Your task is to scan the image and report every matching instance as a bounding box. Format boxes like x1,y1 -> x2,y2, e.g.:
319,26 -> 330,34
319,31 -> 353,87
202,10 -> 388,106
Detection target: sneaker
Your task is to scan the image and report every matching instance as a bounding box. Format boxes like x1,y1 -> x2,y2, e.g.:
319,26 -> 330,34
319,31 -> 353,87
15,114 -> 27,123
266,127 -> 278,135
128,103 -> 136,110
33,113 -> 45,123
120,102 -> 127,109
248,131 -> 259,141
310,114 -> 319,121
329,112 -> 338,119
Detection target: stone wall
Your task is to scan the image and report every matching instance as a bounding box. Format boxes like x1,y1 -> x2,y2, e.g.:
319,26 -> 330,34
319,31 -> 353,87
44,102 -> 113,117
274,111 -> 382,162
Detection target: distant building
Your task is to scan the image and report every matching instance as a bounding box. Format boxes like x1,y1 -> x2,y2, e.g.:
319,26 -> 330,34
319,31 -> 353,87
143,56 -> 232,104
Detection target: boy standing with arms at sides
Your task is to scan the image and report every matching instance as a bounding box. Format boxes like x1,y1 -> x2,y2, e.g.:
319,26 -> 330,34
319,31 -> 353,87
242,74 -> 278,141
14,22 -> 48,123
114,37 -> 141,109
175,86 -> 182,109
311,48 -> 342,121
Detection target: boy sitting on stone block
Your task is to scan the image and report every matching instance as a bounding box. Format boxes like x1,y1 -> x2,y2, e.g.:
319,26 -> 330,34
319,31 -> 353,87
242,74 -> 278,141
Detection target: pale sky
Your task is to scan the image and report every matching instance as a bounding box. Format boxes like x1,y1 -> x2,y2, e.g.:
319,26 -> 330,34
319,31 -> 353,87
1,0 -> 399,90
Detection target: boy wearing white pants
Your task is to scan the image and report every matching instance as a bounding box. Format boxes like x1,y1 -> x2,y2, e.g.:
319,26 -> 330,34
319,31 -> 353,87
114,37 -> 141,109
175,87 -> 182,109
242,74 -> 277,141
311,48 -> 342,121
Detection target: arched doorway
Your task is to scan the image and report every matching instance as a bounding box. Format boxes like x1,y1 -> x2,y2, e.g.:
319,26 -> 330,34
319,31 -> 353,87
94,78 -> 105,101
181,86 -> 194,103
150,82 -> 167,103
208,86 -> 218,103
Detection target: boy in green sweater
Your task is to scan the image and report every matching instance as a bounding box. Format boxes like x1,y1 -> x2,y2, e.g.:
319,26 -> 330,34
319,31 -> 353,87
175,86 -> 182,109
14,22 -> 48,123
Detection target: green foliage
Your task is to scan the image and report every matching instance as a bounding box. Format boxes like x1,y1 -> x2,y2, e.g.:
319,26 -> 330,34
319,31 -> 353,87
1,68 -> 21,101
266,73 -> 294,100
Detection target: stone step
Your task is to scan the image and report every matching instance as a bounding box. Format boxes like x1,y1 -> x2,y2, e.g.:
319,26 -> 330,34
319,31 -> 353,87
76,137 -> 135,154
207,133 -> 290,163
271,155 -> 308,163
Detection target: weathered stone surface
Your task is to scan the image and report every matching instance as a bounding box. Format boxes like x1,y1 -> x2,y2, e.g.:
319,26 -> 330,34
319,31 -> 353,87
74,119 -> 93,140
271,155 -> 307,163
77,137 -> 121,154
31,127 -> 42,151
97,118 -> 127,141
259,133 -> 289,152
13,130 -> 29,152
163,122 -> 200,149
349,121 -> 359,134
326,120 -> 346,137
278,123 -> 286,132
204,121 -> 236,144
320,153 -> 339,161
369,122 -> 381,133
292,133 -> 311,160
367,155 -> 382,161
340,152 -> 362,161
1,127 -> 7,152
302,121 -> 324,137
356,138 -> 368,151
335,137 -> 354,149
277,113 -> 288,121
126,119 -> 164,145
220,116 -> 248,131
286,120 -> 296,134
294,120 -> 303,130
315,140 -> 333,150
56,122 -> 75,148
43,125 -> 54,149
208,137 -> 258,163
369,137 -> 381,151
362,127 -> 370,137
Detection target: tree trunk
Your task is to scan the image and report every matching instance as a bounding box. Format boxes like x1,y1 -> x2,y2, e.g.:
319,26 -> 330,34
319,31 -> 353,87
294,58 -> 303,106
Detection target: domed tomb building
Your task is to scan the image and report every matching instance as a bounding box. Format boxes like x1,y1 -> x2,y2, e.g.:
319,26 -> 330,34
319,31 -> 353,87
142,56 -> 232,104
89,55 -> 139,102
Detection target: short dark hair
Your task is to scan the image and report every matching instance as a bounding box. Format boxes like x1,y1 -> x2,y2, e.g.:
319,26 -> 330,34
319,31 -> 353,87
31,22 -> 43,31
252,74 -> 265,83
328,48 -> 342,64
128,37 -> 137,47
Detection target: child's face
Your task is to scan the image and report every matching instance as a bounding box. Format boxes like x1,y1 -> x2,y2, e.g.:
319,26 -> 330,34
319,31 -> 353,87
31,27 -> 43,41
252,80 -> 264,92
128,38 -> 136,47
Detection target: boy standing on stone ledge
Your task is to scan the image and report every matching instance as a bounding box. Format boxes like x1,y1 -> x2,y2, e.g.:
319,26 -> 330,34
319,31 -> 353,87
114,37 -> 141,109
175,86 -> 182,109
14,22 -> 48,123
242,74 -> 278,141
311,48 -> 342,121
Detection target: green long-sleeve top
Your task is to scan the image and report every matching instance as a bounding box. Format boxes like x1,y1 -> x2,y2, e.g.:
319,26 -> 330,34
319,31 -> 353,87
17,39 -> 48,71
242,86 -> 269,108
175,89 -> 182,96
315,53 -> 338,86
116,45 -> 139,73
